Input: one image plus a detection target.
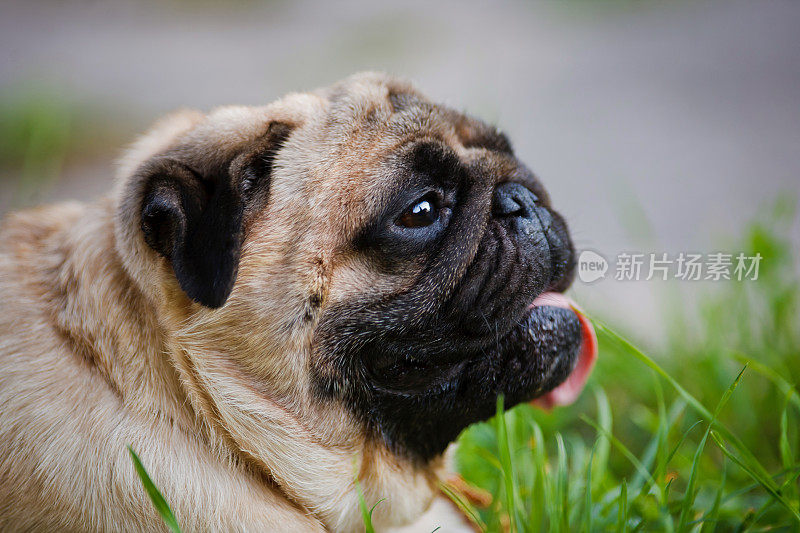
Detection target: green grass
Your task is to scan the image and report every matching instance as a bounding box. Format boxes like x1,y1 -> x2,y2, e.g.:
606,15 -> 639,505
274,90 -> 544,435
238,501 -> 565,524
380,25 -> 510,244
127,447 -> 181,533
129,200 -> 799,531
0,87 -> 72,206
0,83 -> 137,210
453,200 -> 800,531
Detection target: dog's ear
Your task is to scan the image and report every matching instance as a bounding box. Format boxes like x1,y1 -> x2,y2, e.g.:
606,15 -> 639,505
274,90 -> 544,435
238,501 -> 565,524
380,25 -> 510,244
138,122 -> 293,308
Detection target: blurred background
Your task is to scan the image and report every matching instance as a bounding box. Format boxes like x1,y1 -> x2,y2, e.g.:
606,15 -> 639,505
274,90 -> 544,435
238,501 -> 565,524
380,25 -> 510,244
1,0 -> 798,344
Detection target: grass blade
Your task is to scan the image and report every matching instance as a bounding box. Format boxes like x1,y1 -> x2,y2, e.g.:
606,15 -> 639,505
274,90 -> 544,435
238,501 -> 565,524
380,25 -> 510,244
555,433 -> 569,532
666,420 -> 703,466
354,476 -> 381,533
709,431 -> 800,522
584,442 -> 597,533
439,482 -> 487,532
677,432 -> 712,530
531,421 -> 550,532
495,395 -> 522,532
653,376 -> 669,498
617,479 -> 628,533
700,461 -> 726,533
779,390 -> 795,474
678,365 -> 747,531
127,446 -> 181,533
592,388 -> 612,492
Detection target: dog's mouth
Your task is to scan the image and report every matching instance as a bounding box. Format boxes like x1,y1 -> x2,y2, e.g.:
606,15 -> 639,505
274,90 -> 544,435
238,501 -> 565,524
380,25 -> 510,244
365,291 -> 598,405
522,292 -> 598,408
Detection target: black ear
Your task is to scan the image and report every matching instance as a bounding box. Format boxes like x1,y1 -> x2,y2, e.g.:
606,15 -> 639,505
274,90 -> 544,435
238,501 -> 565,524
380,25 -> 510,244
139,122 -> 293,308
140,157 -> 245,308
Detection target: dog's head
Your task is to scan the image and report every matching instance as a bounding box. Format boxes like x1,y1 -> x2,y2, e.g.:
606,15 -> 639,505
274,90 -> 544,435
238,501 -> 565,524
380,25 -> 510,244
115,72 -> 596,525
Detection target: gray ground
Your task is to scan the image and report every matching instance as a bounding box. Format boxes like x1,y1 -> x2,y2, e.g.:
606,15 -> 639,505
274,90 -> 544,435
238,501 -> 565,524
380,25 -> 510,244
1,0 -> 798,341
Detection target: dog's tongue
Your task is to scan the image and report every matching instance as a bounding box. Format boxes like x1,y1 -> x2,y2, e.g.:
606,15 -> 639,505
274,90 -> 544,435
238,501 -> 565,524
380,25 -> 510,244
529,292 -> 598,409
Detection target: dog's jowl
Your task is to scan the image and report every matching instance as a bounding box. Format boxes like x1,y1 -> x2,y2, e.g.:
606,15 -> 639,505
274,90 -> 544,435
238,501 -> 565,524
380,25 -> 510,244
0,73 -> 597,532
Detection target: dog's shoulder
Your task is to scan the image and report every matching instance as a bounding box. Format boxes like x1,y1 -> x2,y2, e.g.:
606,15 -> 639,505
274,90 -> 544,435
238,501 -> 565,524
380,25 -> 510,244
0,201 -> 87,330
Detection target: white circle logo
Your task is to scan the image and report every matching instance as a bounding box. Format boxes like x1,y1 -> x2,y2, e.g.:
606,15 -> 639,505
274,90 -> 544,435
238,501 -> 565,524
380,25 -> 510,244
577,250 -> 608,283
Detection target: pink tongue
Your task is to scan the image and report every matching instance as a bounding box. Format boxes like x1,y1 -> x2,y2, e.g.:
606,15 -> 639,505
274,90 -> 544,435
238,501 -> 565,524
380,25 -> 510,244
528,292 -> 598,410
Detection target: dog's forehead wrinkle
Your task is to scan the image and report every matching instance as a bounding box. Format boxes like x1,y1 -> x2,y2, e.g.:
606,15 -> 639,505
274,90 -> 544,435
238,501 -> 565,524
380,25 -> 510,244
388,106 -> 460,142
326,90 -> 395,135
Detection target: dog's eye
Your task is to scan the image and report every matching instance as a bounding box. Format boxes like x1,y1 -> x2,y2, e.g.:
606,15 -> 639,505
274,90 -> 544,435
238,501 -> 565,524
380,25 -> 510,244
396,193 -> 440,228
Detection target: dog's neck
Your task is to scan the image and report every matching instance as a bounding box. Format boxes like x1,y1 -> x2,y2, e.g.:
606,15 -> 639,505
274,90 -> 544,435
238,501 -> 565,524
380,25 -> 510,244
37,199 -> 192,430
46,198 -> 439,530
148,270 -> 441,531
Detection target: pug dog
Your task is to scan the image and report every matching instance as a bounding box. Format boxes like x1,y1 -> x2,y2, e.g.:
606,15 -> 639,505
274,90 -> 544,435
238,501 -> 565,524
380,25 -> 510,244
0,72 -> 597,532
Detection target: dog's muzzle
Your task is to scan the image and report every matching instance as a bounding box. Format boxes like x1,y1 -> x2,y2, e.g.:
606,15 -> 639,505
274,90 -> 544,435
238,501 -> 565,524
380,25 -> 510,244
491,182 -> 597,407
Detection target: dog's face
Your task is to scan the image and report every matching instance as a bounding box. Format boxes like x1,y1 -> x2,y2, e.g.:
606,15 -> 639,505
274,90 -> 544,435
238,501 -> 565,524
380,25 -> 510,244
117,73 -> 593,467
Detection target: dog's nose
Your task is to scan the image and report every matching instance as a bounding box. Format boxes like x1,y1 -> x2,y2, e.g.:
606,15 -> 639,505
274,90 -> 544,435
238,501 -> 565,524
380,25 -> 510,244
492,182 -> 539,219
492,181 -> 574,291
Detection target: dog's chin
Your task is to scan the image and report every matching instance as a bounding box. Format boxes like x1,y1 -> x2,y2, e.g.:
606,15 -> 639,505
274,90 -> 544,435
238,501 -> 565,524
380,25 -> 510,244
501,302 -> 582,395
522,292 -> 598,409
